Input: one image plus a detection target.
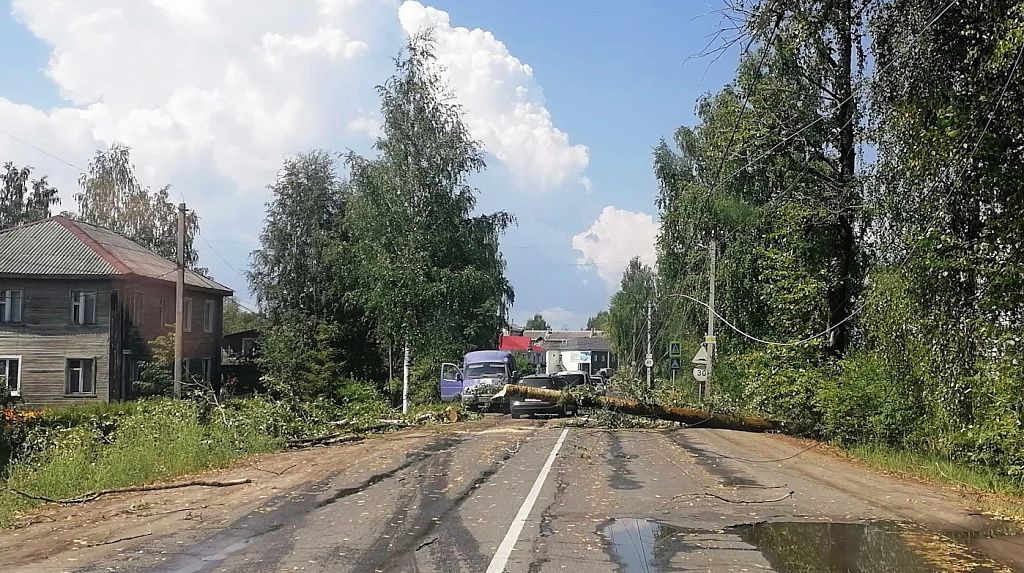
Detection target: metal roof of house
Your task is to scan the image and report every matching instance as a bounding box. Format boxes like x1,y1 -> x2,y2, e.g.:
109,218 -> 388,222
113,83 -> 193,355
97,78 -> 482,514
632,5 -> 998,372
0,216 -> 232,294
525,329 -> 612,352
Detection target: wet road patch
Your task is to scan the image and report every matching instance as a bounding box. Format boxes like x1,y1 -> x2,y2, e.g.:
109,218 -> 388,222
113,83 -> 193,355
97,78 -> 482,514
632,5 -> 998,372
599,518 -> 1015,572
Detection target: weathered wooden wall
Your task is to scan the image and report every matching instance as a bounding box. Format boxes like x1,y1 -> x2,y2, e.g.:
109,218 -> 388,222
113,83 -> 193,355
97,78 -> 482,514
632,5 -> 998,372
117,278 -> 225,393
0,278 -> 112,405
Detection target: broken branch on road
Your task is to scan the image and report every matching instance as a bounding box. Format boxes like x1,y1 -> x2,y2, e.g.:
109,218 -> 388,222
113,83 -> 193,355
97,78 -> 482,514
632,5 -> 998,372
84,531 -> 153,548
11,478 -> 253,505
286,434 -> 363,448
670,490 -> 795,504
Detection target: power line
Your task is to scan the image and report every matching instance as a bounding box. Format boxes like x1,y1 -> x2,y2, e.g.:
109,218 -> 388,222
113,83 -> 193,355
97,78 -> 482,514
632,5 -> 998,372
0,127 -> 87,173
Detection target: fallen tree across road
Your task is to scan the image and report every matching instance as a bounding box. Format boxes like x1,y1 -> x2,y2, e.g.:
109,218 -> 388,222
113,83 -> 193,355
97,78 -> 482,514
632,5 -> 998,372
494,384 -> 782,433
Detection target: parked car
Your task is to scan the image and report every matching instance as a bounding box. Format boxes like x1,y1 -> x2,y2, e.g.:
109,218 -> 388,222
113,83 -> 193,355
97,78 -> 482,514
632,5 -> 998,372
554,370 -> 590,388
556,370 -> 606,395
510,374 -> 577,419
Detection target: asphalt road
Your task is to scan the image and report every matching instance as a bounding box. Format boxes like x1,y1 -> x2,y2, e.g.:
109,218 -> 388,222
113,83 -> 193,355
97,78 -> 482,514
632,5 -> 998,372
19,418 -> 1024,573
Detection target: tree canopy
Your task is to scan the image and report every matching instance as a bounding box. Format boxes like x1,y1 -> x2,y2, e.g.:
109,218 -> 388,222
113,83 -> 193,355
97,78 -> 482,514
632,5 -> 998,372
525,314 -> 550,330
0,162 -> 58,228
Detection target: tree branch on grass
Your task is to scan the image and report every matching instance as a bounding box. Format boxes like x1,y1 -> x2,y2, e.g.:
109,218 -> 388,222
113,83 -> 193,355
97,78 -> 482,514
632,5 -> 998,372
11,478 -> 252,505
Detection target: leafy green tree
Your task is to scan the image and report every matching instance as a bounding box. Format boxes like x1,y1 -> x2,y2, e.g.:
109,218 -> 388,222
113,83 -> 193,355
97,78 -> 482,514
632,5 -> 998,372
249,151 -> 382,390
525,313 -> 550,330
346,32 -> 514,383
75,143 -> 201,267
222,297 -> 263,334
586,310 -> 610,331
607,258 -> 658,377
0,162 -> 58,228
869,0 -> 1024,438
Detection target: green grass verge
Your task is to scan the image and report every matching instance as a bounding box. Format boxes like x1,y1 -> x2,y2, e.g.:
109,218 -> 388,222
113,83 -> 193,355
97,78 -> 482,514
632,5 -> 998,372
845,444 -> 1024,521
0,399 -> 282,527
0,396 -> 471,528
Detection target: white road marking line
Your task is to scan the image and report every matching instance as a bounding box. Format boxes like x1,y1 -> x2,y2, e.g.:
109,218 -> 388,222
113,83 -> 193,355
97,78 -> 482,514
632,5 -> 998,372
486,428 -> 570,573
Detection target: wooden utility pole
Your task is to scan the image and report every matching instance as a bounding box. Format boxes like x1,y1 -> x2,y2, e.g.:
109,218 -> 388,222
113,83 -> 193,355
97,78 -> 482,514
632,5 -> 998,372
706,237 -> 717,398
173,203 -> 185,399
402,342 -> 410,414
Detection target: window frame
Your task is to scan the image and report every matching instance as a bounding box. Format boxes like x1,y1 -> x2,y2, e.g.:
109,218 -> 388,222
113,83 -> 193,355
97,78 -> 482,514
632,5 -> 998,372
158,296 -> 169,327
201,357 -> 212,382
130,291 -> 143,327
0,355 -> 22,396
184,297 -> 193,333
70,290 -> 97,325
0,289 -> 23,323
202,299 -> 215,333
65,357 -> 96,396
241,337 -> 255,357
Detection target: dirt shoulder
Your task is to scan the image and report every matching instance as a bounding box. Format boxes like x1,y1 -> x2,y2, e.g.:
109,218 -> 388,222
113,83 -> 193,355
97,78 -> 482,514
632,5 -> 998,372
0,417 -> 511,571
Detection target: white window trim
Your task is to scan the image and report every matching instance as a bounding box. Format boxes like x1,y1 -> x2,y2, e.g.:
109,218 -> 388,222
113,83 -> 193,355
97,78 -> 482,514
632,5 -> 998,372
130,291 -> 143,327
241,337 -> 255,356
0,290 -> 23,323
184,297 -> 193,333
65,357 -> 96,396
202,300 -> 215,333
71,290 -> 97,325
0,355 -> 22,396
201,357 -> 212,382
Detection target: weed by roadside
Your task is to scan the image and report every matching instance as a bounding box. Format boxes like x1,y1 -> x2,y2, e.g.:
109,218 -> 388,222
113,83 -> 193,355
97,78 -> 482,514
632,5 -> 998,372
842,444 -> 1024,522
0,393 -> 473,527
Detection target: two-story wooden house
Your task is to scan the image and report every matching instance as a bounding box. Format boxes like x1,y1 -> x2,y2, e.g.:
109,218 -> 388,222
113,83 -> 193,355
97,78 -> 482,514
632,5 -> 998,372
0,216 -> 233,405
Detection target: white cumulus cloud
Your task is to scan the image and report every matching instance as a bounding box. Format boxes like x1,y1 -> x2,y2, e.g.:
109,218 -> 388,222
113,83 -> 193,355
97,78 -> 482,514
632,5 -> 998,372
0,0 -> 588,293
572,206 -> 658,290
398,1 -> 589,190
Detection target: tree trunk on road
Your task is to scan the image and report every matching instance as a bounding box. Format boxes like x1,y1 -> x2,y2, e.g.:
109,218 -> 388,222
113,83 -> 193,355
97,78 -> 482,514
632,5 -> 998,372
499,385 -> 781,433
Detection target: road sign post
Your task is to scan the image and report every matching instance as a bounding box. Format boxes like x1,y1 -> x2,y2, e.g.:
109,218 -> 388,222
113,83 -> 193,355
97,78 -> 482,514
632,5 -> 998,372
691,344 -> 710,400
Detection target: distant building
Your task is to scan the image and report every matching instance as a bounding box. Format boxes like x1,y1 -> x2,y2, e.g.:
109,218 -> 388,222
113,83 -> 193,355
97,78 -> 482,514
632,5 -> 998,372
222,328 -> 259,363
524,329 -> 617,375
0,216 -> 232,405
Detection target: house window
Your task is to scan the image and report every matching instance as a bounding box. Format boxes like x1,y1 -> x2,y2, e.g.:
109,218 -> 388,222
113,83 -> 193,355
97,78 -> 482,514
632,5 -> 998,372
158,296 -> 169,327
202,300 -> 215,333
71,291 -> 97,325
184,298 -> 193,332
130,291 -> 143,326
201,357 -> 212,382
128,359 -> 139,384
0,290 -> 23,323
66,358 -> 95,395
241,338 -> 255,357
0,356 -> 21,396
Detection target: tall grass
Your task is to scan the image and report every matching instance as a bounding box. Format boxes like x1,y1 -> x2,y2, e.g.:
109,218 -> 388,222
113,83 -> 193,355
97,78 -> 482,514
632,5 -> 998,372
0,399 -> 282,526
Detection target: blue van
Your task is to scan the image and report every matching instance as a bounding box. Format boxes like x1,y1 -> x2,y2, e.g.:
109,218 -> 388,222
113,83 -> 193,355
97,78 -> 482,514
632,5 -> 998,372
439,350 -> 516,411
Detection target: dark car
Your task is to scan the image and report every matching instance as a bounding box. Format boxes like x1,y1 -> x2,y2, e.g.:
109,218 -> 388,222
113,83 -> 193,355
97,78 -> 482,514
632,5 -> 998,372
510,375 -> 577,419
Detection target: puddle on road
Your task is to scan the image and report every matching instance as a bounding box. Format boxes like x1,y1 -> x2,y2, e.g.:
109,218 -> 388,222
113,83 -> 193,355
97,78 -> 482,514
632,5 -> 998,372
600,518 -> 698,573
600,518 -> 1014,573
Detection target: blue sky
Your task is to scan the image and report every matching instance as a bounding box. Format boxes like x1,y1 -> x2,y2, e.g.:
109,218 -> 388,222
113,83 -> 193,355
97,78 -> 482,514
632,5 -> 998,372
0,0 -> 740,328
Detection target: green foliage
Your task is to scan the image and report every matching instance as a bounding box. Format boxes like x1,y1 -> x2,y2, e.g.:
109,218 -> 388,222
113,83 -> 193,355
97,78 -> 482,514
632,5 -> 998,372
250,151 -> 383,389
525,314 -> 549,330
0,162 -> 58,228
345,32 -> 513,372
585,311 -> 609,331
222,297 -> 263,335
513,353 -> 536,377
607,258 -> 658,379
75,143 -> 202,269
